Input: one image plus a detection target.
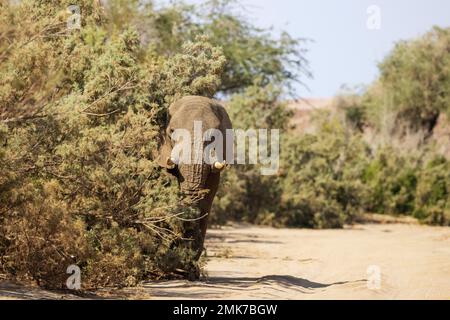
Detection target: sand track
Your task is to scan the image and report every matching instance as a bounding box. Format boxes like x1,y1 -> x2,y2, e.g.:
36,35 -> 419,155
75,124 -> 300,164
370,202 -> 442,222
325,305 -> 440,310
1,221 -> 450,300
142,222 -> 450,300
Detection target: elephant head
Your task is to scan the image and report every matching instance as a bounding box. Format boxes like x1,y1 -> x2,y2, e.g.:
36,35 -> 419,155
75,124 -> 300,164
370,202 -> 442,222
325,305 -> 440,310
157,96 -> 232,259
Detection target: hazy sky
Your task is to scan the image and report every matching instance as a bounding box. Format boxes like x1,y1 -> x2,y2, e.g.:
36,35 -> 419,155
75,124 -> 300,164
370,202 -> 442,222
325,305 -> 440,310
185,0 -> 450,97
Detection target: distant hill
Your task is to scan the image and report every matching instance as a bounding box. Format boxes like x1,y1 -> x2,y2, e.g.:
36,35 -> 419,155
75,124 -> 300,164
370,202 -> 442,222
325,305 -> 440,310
287,98 -> 450,158
287,98 -> 334,132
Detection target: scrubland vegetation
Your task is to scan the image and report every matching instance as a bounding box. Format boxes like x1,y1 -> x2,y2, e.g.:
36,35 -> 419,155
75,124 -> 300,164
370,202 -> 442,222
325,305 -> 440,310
0,0 -> 448,289
214,26 -> 450,229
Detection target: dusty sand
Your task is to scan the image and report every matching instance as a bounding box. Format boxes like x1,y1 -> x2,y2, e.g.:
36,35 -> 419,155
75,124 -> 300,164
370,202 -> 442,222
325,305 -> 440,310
1,221 -> 450,300
143,222 -> 450,300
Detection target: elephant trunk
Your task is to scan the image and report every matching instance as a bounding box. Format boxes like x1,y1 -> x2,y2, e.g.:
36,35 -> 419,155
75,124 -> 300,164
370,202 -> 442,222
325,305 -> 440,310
177,163 -> 212,261
178,135 -> 210,197
178,163 -> 211,202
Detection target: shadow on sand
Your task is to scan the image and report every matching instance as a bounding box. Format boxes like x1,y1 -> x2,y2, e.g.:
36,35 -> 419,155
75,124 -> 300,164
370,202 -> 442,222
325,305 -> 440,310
0,280 -> 109,300
143,275 -> 366,298
207,275 -> 360,289
1,275 -> 367,299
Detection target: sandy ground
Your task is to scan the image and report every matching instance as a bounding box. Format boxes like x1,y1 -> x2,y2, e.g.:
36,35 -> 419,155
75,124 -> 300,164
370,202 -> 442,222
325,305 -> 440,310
1,220 -> 450,300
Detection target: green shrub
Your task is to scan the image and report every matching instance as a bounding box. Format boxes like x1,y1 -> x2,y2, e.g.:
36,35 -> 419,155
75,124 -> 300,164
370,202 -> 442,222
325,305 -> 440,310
414,156 -> 450,225
214,102 -> 370,229
362,148 -> 419,215
278,118 -> 369,228
0,0 -> 225,288
211,83 -> 287,225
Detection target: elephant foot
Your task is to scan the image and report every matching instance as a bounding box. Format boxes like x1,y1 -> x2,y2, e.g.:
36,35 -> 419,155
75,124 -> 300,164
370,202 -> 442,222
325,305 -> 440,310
172,263 -> 200,281
173,263 -> 200,281
187,264 -> 201,281
194,245 -> 206,261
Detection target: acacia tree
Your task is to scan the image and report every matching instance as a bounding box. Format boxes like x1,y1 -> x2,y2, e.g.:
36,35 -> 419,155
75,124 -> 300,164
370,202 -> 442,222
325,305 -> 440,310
105,0 -> 310,95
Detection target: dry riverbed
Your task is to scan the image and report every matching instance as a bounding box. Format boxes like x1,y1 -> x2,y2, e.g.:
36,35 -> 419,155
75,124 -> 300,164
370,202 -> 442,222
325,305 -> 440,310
1,217 -> 450,300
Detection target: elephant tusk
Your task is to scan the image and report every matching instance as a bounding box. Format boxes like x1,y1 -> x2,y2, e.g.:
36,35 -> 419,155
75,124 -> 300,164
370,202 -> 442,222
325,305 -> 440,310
166,157 -> 176,169
214,161 -> 227,171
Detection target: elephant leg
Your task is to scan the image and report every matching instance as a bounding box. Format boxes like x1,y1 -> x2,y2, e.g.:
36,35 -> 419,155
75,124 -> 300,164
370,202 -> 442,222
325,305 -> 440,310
195,172 -> 220,260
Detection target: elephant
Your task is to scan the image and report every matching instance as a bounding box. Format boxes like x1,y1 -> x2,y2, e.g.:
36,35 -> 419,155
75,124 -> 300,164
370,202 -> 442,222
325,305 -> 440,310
157,95 -> 232,262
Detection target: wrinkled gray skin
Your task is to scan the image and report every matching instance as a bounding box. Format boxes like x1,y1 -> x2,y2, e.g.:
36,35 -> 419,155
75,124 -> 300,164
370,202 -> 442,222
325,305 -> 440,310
158,96 -> 232,260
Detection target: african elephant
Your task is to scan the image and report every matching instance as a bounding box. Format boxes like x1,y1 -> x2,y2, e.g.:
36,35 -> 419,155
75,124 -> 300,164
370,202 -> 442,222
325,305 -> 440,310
157,96 -> 232,261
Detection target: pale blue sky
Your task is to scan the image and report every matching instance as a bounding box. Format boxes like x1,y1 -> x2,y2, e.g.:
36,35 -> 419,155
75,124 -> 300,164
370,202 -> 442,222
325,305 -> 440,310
186,0 -> 450,97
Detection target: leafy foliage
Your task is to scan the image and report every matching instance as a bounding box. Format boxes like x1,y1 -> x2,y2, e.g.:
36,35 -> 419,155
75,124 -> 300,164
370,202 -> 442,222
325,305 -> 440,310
0,0 -> 310,288
338,27 -> 450,135
327,27 -> 450,226
0,0 -> 226,288
378,27 -> 450,133
214,27 -> 450,229
104,0 -> 309,95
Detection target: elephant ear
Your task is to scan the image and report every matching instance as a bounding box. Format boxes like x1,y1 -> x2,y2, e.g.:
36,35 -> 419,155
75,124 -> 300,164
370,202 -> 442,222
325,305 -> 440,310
210,101 -> 233,163
157,96 -> 194,168
156,101 -> 178,169
211,102 -> 232,132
